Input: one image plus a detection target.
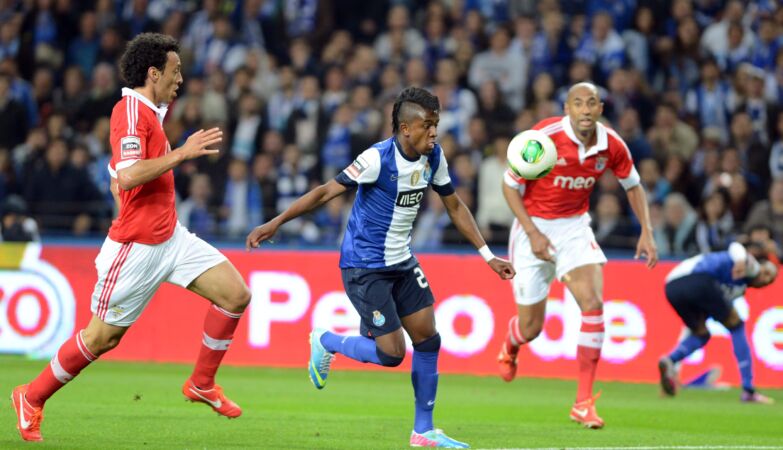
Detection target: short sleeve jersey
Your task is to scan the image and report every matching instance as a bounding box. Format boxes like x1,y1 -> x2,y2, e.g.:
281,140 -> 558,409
336,137 -> 453,269
107,88 -> 176,244
666,242 -> 759,300
503,116 -> 641,219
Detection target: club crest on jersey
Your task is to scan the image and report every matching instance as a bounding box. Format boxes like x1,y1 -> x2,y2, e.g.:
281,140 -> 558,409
423,161 -> 432,182
372,310 -> 386,327
120,136 -> 141,159
411,170 -> 421,185
595,156 -> 608,171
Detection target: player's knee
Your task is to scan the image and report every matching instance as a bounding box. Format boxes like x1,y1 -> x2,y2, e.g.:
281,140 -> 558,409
581,297 -> 603,313
519,318 -> 543,341
224,283 -> 252,313
86,333 -> 123,356
413,333 -> 441,353
376,348 -> 405,367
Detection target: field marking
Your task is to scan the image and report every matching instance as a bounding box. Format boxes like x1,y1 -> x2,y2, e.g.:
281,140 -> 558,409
492,447 -> 783,450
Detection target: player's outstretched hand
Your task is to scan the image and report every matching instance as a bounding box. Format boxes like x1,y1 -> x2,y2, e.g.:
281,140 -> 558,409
489,258 -> 516,280
246,221 -> 278,251
635,232 -> 658,268
180,128 -> 222,160
529,230 -> 555,262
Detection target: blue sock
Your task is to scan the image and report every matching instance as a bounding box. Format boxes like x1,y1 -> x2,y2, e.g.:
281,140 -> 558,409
412,335 -> 440,434
319,331 -> 381,365
669,333 -> 710,363
729,323 -> 754,392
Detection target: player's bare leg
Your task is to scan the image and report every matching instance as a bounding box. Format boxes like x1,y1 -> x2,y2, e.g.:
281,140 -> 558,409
401,307 -> 469,448
182,261 -> 251,418
498,301 -> 546,382
563,264 -> 605,429
13,317 -> 127,441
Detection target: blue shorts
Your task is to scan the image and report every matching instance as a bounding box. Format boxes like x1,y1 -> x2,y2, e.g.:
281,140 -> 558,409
341,258 -> 435,338
665,273 -> 733,331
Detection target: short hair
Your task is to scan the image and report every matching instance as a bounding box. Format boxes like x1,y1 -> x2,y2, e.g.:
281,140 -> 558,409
392,87 -> 440,133
119,33 -> 180,89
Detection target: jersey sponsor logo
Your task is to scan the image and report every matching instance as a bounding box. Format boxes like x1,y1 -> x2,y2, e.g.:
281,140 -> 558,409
595,156 -> 608,171
120,136 -> 141,159
346,156 -> 368,178
396,188 -> 426,207
553,175 -> 595,190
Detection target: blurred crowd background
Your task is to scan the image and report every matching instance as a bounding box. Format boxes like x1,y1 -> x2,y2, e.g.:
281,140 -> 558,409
1,0 -> 782,258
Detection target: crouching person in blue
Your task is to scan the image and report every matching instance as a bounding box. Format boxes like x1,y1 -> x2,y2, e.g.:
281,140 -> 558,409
658,242 -> 778,403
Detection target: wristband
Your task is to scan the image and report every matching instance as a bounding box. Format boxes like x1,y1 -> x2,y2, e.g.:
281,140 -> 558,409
478,245 -> 495,263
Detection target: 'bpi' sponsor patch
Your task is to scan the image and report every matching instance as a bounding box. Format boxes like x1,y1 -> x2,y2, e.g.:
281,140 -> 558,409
345,156 -> 368,179
120,136 -> 141,159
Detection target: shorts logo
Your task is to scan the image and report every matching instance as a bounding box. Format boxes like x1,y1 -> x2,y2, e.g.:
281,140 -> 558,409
346,156 -> 369,179
120,136 -> 141,159
595,156 -> 608,171
372,310 -> 386,327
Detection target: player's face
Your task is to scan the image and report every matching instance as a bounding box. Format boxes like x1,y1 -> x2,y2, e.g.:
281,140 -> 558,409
564,87 -> 603,138
750,262 -> 778,288
156,51 -> 183,104
403,109 -> 439,155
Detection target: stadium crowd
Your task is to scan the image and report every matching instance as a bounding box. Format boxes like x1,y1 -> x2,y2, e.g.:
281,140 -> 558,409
0,0 -> 782,257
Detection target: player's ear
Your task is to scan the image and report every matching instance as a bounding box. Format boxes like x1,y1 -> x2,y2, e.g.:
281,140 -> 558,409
400,121 -> 409,137
148,67 -> 159,83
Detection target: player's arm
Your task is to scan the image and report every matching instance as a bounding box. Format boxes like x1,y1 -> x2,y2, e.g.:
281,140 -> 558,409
116,128 -> 222,190
439,191 -> 515,280
246,179 -> 349,249
246,149 -> 380,250
624,184 -> 657,267
610,133 -> 658,268
501,176 -> 554,262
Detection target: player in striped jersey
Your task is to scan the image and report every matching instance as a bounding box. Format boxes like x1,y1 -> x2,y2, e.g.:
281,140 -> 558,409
247,87 -> 515,448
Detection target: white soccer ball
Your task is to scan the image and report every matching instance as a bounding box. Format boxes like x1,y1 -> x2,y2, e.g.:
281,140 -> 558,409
506,129 -> 558,180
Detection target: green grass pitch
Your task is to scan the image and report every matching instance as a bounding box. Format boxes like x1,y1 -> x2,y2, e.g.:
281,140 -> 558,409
1,355 -> 781,449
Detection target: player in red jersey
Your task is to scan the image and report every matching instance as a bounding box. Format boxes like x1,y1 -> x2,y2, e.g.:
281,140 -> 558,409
497,83 -> 658,428
11,34 -> 251,442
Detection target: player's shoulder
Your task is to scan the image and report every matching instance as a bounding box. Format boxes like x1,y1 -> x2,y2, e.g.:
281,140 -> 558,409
601,122 -> 629,150
531,116 -> 565,135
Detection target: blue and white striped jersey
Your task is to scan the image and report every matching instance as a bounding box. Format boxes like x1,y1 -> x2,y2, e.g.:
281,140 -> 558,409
666,242 -> 760,300
335,137 -> 454,269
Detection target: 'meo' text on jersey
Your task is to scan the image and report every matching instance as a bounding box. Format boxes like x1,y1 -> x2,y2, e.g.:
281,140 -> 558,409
336,137 -> 453,268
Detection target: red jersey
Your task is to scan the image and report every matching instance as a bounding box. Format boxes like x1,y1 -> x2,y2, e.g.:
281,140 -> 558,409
107,88 -> 176,244
504,116 -> 640,219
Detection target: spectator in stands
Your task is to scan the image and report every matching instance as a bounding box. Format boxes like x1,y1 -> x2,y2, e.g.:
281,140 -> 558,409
648,103 -> 699,165
433,58 -> 477,148
695,188 -> 735,252
469,25 -> 526,110
770,112 -> 783,180
656,192 -> 698,257
528,10 -> 570,86
0,73 -> 28,150
220,158 -> 263,238
0,195 -> 39,242
374,5 -> 425,64
622,6 -> 655,80
639,159 -> 672,205
321,103 -> 353,180
229,94 -> 265,163
730,111 -> 770,186
23,139 -> 103,234
67,11 -> 99,78
744,179 -> 783,246
178,173 -> 217,239
574,11 -> 626,84
617,108 -> 652,162
476,80 -> 515,138
592,192 -> 637,250
476,136 -> 514,246
685,58 -> 731,140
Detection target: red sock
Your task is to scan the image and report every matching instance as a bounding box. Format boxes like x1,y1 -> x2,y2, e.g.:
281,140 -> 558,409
26,330 -> 97,407
190,305 -> 242,389
504,316 -> 527,355
576,310 -> 604,402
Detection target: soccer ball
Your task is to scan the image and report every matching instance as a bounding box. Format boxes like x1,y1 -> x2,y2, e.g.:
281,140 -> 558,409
506,129 -> 558,180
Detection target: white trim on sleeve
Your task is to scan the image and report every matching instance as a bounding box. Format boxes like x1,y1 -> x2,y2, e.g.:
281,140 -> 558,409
618,165 -> 641,190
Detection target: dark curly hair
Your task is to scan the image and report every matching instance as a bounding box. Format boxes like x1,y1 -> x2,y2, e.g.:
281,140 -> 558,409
392,87 -> 440,133
119,33 -> 180,89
